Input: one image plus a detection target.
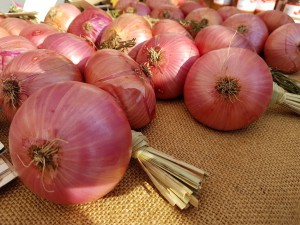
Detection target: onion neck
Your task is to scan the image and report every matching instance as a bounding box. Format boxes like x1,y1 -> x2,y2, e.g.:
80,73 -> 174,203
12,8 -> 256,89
215,76 -> 241,101
148,46 -> 162,67
161,10 -> 171,19
83,21 -> 93,33
237,25 -> 248,34
2,79 -> 21,109
99,30 -> 136,52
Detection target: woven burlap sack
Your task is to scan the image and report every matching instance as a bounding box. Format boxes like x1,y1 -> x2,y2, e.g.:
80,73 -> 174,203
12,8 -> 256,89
0,99 -> 300,225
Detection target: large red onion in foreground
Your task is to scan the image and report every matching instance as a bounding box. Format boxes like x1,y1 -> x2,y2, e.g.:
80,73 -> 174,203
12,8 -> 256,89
0,35 -> 36,73
9,81 -> 132,204
222,13 -> 268,53
184,48 -> 273,131
194,25 -> 255,55
85,49 -> 156,129
136,33 -> 199,99
39,32 -> 96,73
264,23 -> 300,74
100,13 -> 152,59
0,49 -> 82,121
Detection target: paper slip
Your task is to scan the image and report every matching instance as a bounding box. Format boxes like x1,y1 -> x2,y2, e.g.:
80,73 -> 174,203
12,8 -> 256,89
23,0 -> 60,21
0,156 -> 18,188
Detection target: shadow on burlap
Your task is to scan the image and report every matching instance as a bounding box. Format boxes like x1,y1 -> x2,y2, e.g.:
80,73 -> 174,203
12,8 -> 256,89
0,99 -> 300,225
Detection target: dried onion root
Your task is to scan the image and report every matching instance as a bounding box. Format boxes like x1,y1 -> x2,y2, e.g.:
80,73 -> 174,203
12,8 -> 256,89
270,82 -> 300,115
131,130 -> 208,210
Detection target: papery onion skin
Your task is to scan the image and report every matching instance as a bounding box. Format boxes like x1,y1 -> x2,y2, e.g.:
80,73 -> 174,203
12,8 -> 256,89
180,1 -> 205,16
217,6 -> 242,21
194,25 -> 256,55
85,49 -> 156,129
152,19 -> 192,38
257,10 -> 295,33
19,23 -> 58,47
9,81 -> 132,204
222,13 -> 268,53
0,35 -> 37,73
0,49 -> 83,122
0,26 -> 10,38
39,32 -> 96,74
136,33 -> 200,99
100,13 -> 153,59
68,7 -> 113,45
184,48 -> 273,131
264,23 -> 300,74
150,5 -> 185,20
44,3 -> 81,32
185,8 -> 223,26
0,18 -> 31,35
116,1 -> 151,16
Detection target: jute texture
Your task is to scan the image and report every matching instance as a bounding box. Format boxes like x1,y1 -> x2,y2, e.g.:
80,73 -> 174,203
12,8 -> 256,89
0,99 -> 299,225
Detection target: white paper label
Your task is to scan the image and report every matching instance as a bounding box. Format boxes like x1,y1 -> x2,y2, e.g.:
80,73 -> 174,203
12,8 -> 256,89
236,0 -> 258,12
23,0 -> 58,21
0,157 -> 18,188
255,0 -> 276,11
0,142 -> 5,154
284,3 -> 300,23
213,0 -> 233,5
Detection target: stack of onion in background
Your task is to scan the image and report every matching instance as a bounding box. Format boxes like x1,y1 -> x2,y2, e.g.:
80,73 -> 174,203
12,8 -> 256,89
0,0 -> 299,205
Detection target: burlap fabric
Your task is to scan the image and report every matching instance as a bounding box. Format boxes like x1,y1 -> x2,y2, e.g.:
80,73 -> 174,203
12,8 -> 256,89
0,99 -> 299,225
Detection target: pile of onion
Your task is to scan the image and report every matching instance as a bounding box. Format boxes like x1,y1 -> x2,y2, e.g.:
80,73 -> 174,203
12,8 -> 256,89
9,81 -> 132,204
136,33 -> 199,99
0,49 -> 82,121
85,49 -> 156,129
184,48 -> 273,131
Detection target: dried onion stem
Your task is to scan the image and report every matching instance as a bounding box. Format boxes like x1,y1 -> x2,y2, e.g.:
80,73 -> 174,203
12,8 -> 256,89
270,82 -> 300,114
131,130 -> 208,210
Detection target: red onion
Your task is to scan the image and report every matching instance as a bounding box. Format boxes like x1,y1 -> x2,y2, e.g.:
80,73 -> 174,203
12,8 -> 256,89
19,23 -> 58,47
0,49 -> 82,122
9,81 -> 132,204
0,18 -> 31,35
150,5 -> 185,20
217,6 -> 242,21
116,1 -> 151,16
0,35 -> 36,73
44,3 -> 81,32
180,1 -> 204,16
184,48 -> 273,131
152,19 -> 192,38
39,32 -> 96,74
194,25 -> 255,55
222,13 -> 268,53
257,10 -> 295,33
100,13 -> 152,59
68,7 -> 112,45
185,8 -> 223,26
136,33 -> 199,99
85,49 -> 156,129
145,0 -> 185,9
115,0 -> 139,9
0,27 -> 10,38
264,23 -> 300,74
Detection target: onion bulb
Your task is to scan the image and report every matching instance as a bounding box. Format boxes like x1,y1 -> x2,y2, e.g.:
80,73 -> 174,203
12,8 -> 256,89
180,1 -> 205,16
217,6 -> 242,21
0,18 -> 31,35
19,23 -> 58,47
0,49 -> 83,122
9,81 -> 132,204
68,7 -> 113,45
264,23 -> 300,74
194,25 -> 255,55
152,19 -> 192,38
222,13 -> 268,53
185,8 -> 223,26
39,32 -> 96,74
0,27 -> 10,38
85,49 -> 156,129
115,1 -> 151,16
150,5 -> 185,20
184,47 -> 273,131
145,0 -> 185,9
136,33 -> 199,99
44,3 -> 81,32
100,13 -> 152,59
